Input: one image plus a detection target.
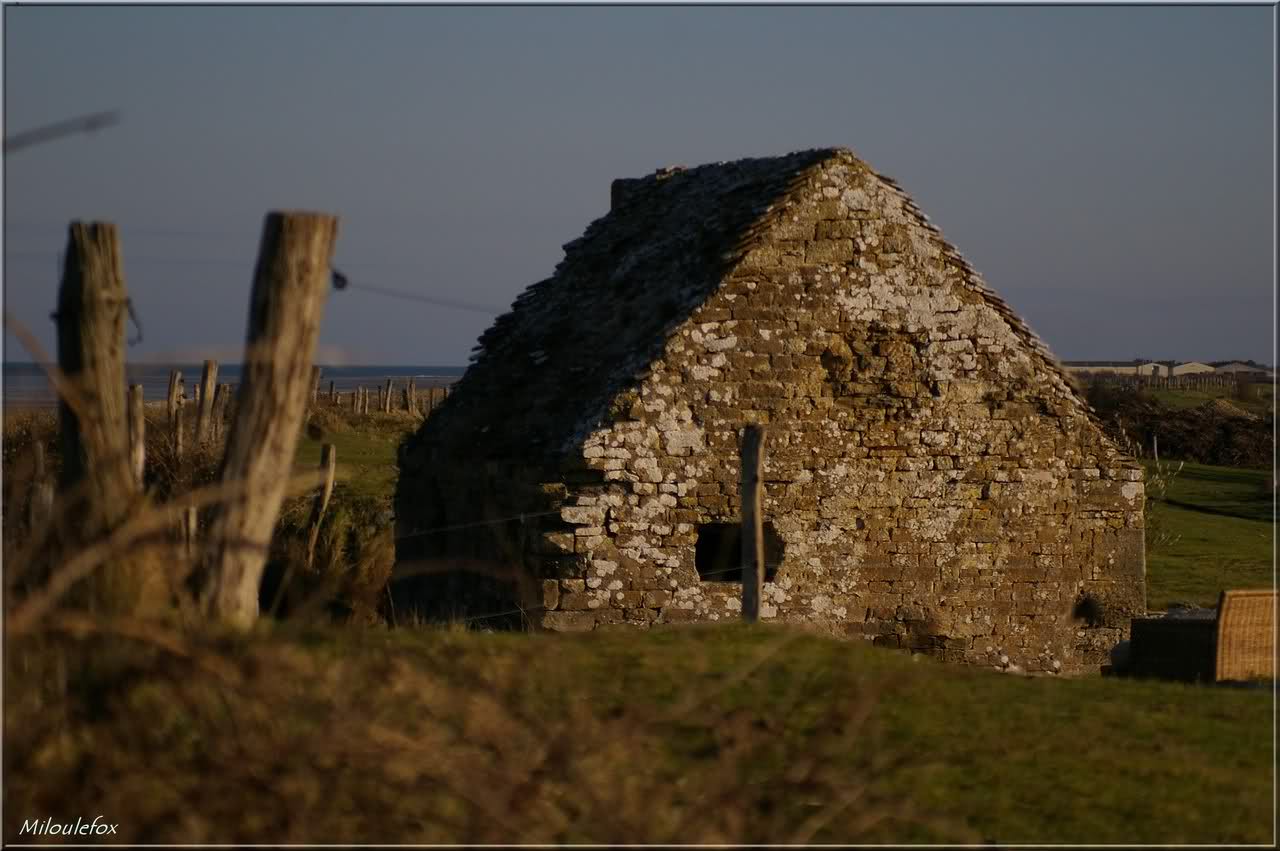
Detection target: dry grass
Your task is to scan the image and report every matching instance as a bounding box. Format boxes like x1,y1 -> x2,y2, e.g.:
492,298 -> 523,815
1,616 -> 971,844
4,618 -> 1273,844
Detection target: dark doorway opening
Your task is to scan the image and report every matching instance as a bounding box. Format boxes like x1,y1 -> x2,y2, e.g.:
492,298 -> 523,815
695,522 -> 784,583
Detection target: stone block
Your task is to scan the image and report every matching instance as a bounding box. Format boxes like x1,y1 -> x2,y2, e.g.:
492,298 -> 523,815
644,589 -> 673,607
542,580 -> 561,611
542,612 -> 596,632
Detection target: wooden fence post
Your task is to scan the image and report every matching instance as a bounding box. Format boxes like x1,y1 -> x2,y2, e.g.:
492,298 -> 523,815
167,369 -> 182,429
195,359 -> 218,446
173,403 -> 185,459
211,383 -> 230,443
383,378 -> 393,413
196,211 -> 338,626
307,443 -> 337,568
27,440 -> 54,529
311,366 -> 322,405
183,506 -> 198,559
329,380 -> 336,404
128,383 -> 145,486
740,424 -> 766,623
407,378 -> 416,412
55,220 -> 141,609
269,442 -> 337,617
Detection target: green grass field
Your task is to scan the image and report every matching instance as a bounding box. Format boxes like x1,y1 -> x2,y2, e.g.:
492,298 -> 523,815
293,410 -> 415,500
1144,461 -> 1275,610
1148,382 -> 1275,417
4,624 -> 1274,844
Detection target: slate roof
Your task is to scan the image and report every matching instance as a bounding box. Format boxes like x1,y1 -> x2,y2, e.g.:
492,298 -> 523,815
409,147 -> 1088,468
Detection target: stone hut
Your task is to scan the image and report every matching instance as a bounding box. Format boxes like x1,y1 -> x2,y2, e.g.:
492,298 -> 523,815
394,147 -> 1145,673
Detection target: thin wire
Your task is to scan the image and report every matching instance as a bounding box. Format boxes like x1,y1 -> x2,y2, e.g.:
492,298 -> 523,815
697,564 -> 785,579
9,249 -> 507,316
5,220 -> 251,240
340,279 -> 505,316
4,109 -> 120,154
457,605 -> 547,625
7,249 -> 247,268
393,509 -> 563,541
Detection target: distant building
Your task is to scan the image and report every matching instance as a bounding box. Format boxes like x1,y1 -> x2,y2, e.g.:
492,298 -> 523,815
1170,362 -> 1215,377
1061,360 -> 1168,377
1213,362 -> 1273,376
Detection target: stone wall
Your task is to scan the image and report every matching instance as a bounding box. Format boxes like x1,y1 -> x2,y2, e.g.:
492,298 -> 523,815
396,149 -> 1145,674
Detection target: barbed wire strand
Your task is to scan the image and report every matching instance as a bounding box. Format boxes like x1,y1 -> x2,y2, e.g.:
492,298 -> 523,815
7,249 -> 506,316
393,509 -> 563,541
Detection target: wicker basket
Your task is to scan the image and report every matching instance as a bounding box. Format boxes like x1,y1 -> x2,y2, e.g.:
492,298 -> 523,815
1215,589 -> 1277,682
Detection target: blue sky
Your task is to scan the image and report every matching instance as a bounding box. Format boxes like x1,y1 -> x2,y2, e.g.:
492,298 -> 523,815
4,4 -> 1274,365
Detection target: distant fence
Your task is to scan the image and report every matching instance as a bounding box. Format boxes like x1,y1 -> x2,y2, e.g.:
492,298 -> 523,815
1076,372 -> 1272,392
151,365 -> 454,423
309,373 -> 453,418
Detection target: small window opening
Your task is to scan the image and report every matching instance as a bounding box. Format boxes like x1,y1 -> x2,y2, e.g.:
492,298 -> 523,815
695,522 -> 784,583
1072,595 -> 1106,628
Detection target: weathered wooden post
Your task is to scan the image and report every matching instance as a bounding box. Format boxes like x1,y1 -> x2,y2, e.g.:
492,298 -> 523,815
27,440 -> 54,529
173,402 -> 185,459
127,383 -> 145,486
376,384 -> 383,412
194,359 -> 218,445
268,442 -> 337,617
329,379 -> 336,404
210,383 -> 230,443
55,221 -> 141,608
167,369 -> 182,428
311,366 -> 322,405
306,443 -> 337,568
383,378 -> 393,413
407,378 -> 416,412
197,211 -> 338,626
740,425 -> 766,623
181,506 -> 197,558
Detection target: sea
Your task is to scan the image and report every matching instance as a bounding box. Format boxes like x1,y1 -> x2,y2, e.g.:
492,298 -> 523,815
2,362 -> 466,409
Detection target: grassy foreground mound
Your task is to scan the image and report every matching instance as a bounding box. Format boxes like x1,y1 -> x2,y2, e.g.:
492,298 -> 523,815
4,623 -> 1273,844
